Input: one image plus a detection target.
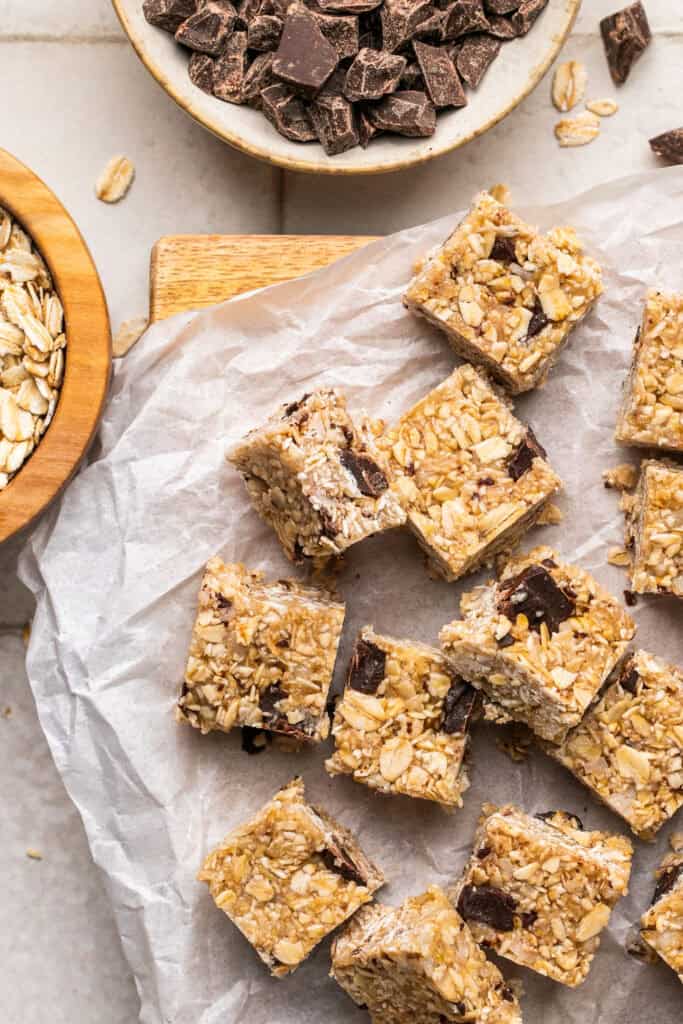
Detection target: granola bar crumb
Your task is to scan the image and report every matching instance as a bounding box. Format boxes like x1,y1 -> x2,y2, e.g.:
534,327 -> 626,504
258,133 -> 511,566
603,464 -> 638,491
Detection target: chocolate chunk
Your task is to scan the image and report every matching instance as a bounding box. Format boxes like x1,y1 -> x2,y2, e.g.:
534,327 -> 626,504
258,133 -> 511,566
600,2 -> 651,85
273,3 -> 339,96
380,0 -> 432,52
652,863 -> 683,905
188,52 -> 216,93
618,660 -> 640,695
242,52 -> 278,105
623,588 -> 638,607
498,564 -> 575,634
476,845 -> 492,859
175,2 -> 237,54
414,41 -> 467,108
485,0 -> 519,12
535,809 -> 584,831
241,726 -> 272,754
649,128 -> 683,165
348,637 -> 386,694
413,8 -> 449,44
311,82 -> 360,154
317,0 -> 382,12
259,682 -> 287,716
261,82 -> 317,139
489,234 -> 517,263
312,11 -> 360,60
358,107 -> 379,147
143,0 -> 198,33
456,33 -> 501,88
320,844 -> 367,885
496,632 -> 515,648
444,0 -> 490,41
486,14 -> 518,39
344,47 -> 406,101
213,32 -> 248,102
358,7 -> 383,49
511,0 -> 548,36
457,884 -> 516,931
368,90 -> 436,137
521,910 -> 538,929
526,297 -> 549,340
441,677 -> 478,734
248,13 -> 283,50
400,61 -> 425,90
339,447 -> 389,495
283,392 -> 311,417
506,427 -> 547,481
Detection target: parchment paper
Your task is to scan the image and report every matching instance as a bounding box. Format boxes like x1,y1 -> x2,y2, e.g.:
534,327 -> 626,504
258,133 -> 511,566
19,168 -> 683,1024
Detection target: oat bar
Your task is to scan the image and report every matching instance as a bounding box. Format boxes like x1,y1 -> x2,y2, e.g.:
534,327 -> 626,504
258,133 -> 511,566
403,191 -> 603,393
326,626 -> 478,807
228,389 -> 406,565
451,805 -> 633,987
177,558 -> 345,742
439,546 -> 636,743
639,837 -> 683,983
546,650 -> 683,839
623,459 -> 683,598
198,777 -> 384,976
616,289 -> 683,452
330,885 -> 522,1024
379,365 -> 562,582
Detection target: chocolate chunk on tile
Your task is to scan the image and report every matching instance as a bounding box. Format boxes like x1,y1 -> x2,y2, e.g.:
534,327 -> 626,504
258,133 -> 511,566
489,234 -> 517,263
456,33 -> 501,88
261,82 -> 317,139
414,41 -> 466,107
511,0 -> 548,35
188,52 -> 217,93
317,0 -> 382,12
649,128 -> 683,165
457,884 -> 516,931
312,10 -> 360,60
175,1 -> 237,54
358,107 -> 379,146
485,0 -> 519,12
506,427 -> 547,482
344,47 -> 406,101
444,0 -> 490,41
526,297 -> 549,339
498,565 -> 575,634
143,0 -> 198,33
213,32 -> 248,102
248,13 -> 283,49
242,52 -> 277,104
368,90 -> 436,136
310,83 -> 360,154
273,2 -> 339,96
441,677 -> 478,734
339,447 -> 389,495
348,638 -> 387,694
380,0 -> 432,52
600,2 -> 651,85
486,14 -> 518,38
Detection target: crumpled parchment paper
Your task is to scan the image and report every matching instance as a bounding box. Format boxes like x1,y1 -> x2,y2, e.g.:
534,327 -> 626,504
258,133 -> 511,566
19,168 -> 683,1024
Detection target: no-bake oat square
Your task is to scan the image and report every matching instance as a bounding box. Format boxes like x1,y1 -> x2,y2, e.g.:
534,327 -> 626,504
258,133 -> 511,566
439,546 -> 636,743
177,558 -> 345,743
623,459 -> 683,598
379,364 -> 562,583
198,777 -> 384,976
331,886 -> 522,1024
616,289 -> 683,452
451,805 -> 633,988
228,389 -> 406,565
547,650 -> 683,840
403,191 -> 603,393
639,837 -> 683,983
326,626 -> 478,808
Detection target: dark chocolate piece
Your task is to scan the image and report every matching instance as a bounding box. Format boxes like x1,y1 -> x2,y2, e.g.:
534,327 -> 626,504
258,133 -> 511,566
441,677 -> 478,734
143,0 -> 198,33
339,447 -> 389,495
498,564 -> 575,634
521,910 -> 538,929
486,14 -> 518,39
456,33 -> 501,88
485,0 -> 519,12
358,107 -> 379,146
489,234 -> 517,263
618,660 -> 640,695
259,682 -> 287,716
511,0 -> 548,36
348,637 -> 386,694
236,0 -> 262,23
600,2 -> 651,85
273,2 -> 339,96
320,844 -> 367,885
344,47 -> 407,101
248,13 -> 283,49
496,632 -> 515,648
188,52 -> 217,93
649,128 -> 683,165
652,863 -> 683,905
317,0 -> 382,12
380,0 -> 432,52
414,41 -> 467,108
175,1 -> 237,55
368,90 -> 436,136
312,11 -> 361,60
535,809 -> 584,831
506,427 -> 547,482
213,32 -> 248,102
241,726 -> 272,754
444,0 -> 490,41
242,52 -> 278,104
310,82 -> 360,154
457,884 -> 516,931
623,588 -> 638,607
526,297 -> 549,339
261,82 -> 318,139
400,61 -> 425,90
412,8 -> 449,44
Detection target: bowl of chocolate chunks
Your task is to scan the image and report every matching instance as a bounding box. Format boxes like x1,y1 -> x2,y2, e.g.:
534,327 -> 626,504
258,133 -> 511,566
113,0 -> 580,174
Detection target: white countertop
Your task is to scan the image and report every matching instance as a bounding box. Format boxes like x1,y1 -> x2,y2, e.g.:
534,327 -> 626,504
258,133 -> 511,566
1,1 -> 681,1020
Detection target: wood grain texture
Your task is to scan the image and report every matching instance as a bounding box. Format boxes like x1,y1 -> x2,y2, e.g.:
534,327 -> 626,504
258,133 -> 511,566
150,234 -> 377,321
0,149 -> 111,545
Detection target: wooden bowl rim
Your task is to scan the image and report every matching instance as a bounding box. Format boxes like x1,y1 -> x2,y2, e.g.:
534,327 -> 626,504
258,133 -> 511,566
111,0 -> 581,176
0,149 -> 111,545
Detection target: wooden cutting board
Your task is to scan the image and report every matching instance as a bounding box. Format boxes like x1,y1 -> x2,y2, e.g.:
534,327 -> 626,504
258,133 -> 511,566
150,234 -> 378,321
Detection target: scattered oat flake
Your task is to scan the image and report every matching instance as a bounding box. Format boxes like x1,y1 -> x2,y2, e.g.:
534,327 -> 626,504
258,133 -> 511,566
96,156 -> 136,204
113,316 -> 148,358
552,60 -> 587,113
2,706 -> 12,718
608,546 -> 631,567
555,111 -> 600,148
603,464 -> 638,491
26,848 -> 43,860
536,502 -> 563,526
586,98 -> 618,117
489,183 -> 511,205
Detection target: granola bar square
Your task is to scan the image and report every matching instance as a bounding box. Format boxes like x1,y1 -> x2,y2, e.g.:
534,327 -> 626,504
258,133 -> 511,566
198,777 -> 384,976
623,459 -> 683,598
547,650 -> 683,839
228,389 -> 406,565
639,837 -> 683,983
331,886 -> 522,1024
439,546 -> 636,743
403,191 -> 603,393
451,805 -> 633,987
379,365 -> 562,583
177,558 -> 345,742
326,627 -> 478,808
616,290 -> 683,452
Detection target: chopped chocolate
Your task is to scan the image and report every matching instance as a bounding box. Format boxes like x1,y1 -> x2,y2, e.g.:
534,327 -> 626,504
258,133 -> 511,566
400,61 -> 425,90
320,843 -> 367,885
649,128 -> 683,165
188,52 -> 216,93
444,0 -> 490,41
652,863 -> 683,905
441,677 -> 478,734
261,82 -> 318,139
600,2 -> 651,85
506,427 -> 547,482
259,682 -> 287,716
485,0 -> 519,12
457,884 -> 516,931
486,14 -> 518,39
412,8 -> 448,44
489,234 -> 517,263
368,89 -> 436,136
358,107 -> 379,146
143,0 -> 198,33
339,448 -> 389,495
273,2 -> 339,96
535,809 -> 584,831
496,632 -> 515,648
312,10 -> 361,60
310,83 -> 360,154
414,41 -> 467,108
623,588 -> 638,607
526,297 -> 549,339
317,0 -> 382,12
511,0 -> 548,36
344,47 -> 406,101
248,13 -> 283,50
521,910 -> 538,929
241,726 -> 272,754
456,33 -> 501,88
348,638 -> 387,694
380,0 -> 432,52
618,660 -> 640,695
213,32 -> 248,102
175,1 -> 237,54
498,564 -> 575,634
242,52 -> 277,104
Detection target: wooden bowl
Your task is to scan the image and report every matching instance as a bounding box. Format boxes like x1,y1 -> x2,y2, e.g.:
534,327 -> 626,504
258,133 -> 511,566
112,0 -> 581,175
0,149 -> 111,544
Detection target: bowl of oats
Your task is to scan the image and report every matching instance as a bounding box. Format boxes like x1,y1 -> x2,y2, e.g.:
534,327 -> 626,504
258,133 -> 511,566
0,149 -> 111,543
